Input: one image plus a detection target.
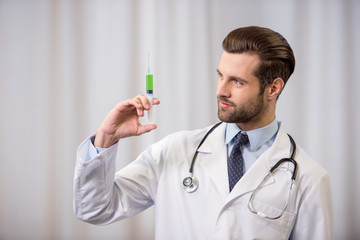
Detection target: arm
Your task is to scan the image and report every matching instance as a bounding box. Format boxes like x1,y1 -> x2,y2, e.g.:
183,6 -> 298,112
73,95 -> 160,225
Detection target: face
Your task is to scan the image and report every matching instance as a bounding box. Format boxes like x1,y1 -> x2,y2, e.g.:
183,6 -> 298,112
216,51 -> 268,129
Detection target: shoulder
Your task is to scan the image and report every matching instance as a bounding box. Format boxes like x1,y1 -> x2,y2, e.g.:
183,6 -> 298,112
278,132 -> 331,197
146,123 -> 224,157
295,146 -> 330,187
158,123 -> 223,148
137,124 -> 223,168
276,126 -> 330,188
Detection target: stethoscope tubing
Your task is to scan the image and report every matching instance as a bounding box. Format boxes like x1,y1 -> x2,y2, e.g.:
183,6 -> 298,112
183,122 -> 298,194
183,122 -> 298,219
270,134 -> 297,180
189,122 -> 223,174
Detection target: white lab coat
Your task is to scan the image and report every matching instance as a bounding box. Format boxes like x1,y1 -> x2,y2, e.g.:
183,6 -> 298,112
73,123 -> 333,240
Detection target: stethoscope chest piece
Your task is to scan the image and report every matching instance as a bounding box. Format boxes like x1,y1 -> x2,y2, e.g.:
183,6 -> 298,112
183,175 -> 199,193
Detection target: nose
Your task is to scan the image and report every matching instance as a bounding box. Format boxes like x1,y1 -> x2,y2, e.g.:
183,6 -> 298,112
216,79 -> 230,98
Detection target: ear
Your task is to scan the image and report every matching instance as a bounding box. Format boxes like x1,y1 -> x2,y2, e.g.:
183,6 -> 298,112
267,78 -> 284,100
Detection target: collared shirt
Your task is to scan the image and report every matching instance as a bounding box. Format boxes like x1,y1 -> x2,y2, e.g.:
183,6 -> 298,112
225,120 -> 280,172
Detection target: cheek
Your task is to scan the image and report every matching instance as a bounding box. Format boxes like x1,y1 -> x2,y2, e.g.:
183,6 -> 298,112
232,88 -> 251,103
235,89 -> 261,106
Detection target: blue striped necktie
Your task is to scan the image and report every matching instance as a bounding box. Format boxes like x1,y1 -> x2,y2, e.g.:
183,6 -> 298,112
228,132 -> 249,192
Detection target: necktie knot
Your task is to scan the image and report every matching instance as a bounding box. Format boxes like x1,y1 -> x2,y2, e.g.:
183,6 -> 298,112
234,132 -> 249,147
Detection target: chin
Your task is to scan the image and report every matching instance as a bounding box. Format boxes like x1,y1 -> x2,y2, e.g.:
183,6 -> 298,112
217,113 -> 234,123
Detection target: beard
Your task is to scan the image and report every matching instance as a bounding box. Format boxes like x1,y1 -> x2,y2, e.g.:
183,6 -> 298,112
217,94 -> 265,124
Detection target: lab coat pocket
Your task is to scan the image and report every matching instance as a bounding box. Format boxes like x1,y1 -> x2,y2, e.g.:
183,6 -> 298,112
246,168 -> 296,220
225,169 -> 296,239
244,198 -> 296,240
217,196 -> 296,240
242,169 -> 296,239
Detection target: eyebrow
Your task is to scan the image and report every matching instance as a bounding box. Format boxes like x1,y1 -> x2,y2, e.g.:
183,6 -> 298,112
216,68 -> 249,83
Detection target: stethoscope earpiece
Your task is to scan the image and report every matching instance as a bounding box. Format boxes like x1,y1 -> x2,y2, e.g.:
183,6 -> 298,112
183,175 -> 199,193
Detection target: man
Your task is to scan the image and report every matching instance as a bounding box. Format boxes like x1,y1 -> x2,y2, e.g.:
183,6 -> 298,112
73,26 -> 333,239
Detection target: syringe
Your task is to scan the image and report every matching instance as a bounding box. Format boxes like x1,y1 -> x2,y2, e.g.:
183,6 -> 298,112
146,54 -> 153,122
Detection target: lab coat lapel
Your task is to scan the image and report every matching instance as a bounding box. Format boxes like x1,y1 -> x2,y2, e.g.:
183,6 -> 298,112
196,123 -> 230,197
225,127 -> 293,203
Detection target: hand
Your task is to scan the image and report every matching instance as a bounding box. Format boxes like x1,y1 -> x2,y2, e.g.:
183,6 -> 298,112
94,94 -> 160,148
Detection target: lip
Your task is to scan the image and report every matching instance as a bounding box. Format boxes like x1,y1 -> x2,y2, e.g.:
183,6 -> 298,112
219,100 -> 233,108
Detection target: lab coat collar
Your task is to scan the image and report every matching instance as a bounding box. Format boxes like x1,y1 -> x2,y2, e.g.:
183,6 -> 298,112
197,122 -> 226,154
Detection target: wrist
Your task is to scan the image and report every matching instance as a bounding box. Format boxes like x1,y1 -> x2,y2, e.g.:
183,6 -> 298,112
94,129 -> 118,148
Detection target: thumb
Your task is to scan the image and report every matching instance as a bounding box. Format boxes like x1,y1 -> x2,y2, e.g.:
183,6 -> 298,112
137,124 -> 157,135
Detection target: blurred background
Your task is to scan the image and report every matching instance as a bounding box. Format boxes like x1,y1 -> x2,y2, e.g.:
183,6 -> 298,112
0,0 -> 359,239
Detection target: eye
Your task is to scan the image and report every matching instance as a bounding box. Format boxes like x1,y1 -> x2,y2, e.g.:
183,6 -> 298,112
233,78 -> 244,85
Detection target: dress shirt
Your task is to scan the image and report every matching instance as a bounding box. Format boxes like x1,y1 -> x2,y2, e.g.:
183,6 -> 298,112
225,119 -> 279,172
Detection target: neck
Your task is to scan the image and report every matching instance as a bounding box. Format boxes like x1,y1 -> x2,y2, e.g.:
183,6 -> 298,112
236,102 -> 276,131
236,115 -> 275,131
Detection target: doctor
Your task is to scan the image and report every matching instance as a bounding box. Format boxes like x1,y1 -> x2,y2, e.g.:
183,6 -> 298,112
73,26 -> 333,239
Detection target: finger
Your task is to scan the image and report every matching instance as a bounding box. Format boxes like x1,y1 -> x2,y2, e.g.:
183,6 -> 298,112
117,98 -> 142,111
123,95 -> 148,116
152,97 -> 160,105
137,124 -> 157,135
134,94 -> 152,110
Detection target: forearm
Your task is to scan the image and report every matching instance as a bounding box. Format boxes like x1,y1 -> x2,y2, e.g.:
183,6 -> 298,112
73,136 -> 157,225
73,137 -> 120,224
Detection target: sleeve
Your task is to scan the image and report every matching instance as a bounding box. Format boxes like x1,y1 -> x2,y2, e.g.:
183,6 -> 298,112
290,172 -> 334,240
83,136 -> 107,162
73,136 -> 162,225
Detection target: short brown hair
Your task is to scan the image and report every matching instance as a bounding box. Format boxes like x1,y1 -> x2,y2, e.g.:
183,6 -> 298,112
222,26 -> 295,94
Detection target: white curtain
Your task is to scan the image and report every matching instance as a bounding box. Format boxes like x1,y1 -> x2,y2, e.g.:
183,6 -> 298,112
0,0 -> 359,239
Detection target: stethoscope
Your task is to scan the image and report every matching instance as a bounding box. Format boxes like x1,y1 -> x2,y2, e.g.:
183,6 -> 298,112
182,122 -> 298,219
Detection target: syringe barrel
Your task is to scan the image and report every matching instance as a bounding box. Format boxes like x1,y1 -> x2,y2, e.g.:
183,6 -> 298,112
146,74 -> 153,94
